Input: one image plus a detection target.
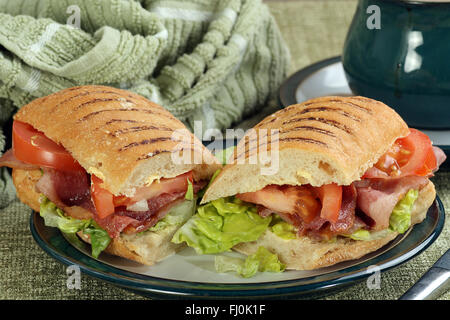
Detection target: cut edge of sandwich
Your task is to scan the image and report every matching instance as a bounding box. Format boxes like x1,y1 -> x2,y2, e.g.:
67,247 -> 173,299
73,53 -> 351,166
201,96 -> 410,204
233,181 -> 435,270
13,168 -> 185,266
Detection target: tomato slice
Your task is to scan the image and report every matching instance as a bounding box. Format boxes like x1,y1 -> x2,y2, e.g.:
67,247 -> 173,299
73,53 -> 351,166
125,171 -> 194,205
237,185 -> 321,223
315,183 -> 342,224
399,129 -> 436,176
92,171 -> 194,219
91,175 -> 115,219
12,121 -> 84,172
363,128 -> 437,179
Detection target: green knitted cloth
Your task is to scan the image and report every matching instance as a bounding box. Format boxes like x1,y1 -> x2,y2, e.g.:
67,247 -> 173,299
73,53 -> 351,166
0,0 -> 290,206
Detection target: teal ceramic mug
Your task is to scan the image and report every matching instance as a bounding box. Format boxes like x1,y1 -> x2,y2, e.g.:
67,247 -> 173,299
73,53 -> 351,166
342,0 -> 450,129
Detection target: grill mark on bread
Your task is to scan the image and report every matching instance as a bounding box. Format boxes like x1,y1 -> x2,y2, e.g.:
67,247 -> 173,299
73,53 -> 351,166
234,126 -> 334,160
94,119 -> 145,131
73,97 -> 135,111
297,106 -> 361,122
283,117 -> 353,134
279,137 -> 329,146
77,108 -> 174,122
255,100 -> 365,128
281,125 -> 337,137
110,125 -> 173,137
136,145 -> 203,161
119,137 -> 179,152
50,90 -> 125,112
235,136 -> 329,160
304,99 -> 373,114
136,149 -> 171,161
104,119 -> 143,126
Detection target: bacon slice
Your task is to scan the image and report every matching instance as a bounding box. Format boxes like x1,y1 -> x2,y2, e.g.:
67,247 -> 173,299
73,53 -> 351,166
354,176 -> 429,230
37,168 -> 92,207
99,180 -> 206,237
296,184 -> 357,239
433,146 -> 447,171
95,214 -> 138,239
239,184 -> 358,238
36,167 -> 206,238
0,149 -> 40,170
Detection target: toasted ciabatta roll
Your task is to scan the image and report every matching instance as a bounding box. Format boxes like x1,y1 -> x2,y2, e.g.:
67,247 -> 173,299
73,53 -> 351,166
12,168 -> 184,265
2,85 -> 221,265
202,96 -> 410,201
233,182 -> 435,270
195,96 -> 445,270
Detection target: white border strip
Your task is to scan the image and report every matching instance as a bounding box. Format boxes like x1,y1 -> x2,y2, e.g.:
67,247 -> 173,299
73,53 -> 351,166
29,23 -> 61,54
151,7 -> 214,22
22,69 -> 41,93
151,7 -> 237,23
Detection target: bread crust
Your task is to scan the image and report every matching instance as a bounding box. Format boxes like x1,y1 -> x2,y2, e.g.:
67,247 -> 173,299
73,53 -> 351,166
77,225 -> 184,266
233,181 -> 436,270
202,96 -> 409,203
13,168 -> 184,265
14,85 -> 221,196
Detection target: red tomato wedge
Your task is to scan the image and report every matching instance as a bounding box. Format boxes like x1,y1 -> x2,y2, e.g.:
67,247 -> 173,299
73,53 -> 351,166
124,171 -> 194,205
91,175 -> 115,219
399,129 -> 437,176
91,171 -> 194,219
315,183 -> 342,224
363,128 -> 437,179
12,121 -> 84,172
237,185 -> 321,223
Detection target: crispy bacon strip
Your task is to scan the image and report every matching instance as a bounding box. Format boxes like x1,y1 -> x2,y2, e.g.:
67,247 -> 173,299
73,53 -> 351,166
0,149 -> 39,170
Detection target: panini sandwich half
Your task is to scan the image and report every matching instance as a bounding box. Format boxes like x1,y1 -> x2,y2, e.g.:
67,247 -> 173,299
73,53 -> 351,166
0,85 -> 221,265
173,96 -> 446,270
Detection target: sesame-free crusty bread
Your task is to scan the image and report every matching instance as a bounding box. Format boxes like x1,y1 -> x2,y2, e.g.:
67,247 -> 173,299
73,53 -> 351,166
14,85 -> 221,196
202,96 -> 409,203
233,181 -> 436,270
13,168 -> 184,265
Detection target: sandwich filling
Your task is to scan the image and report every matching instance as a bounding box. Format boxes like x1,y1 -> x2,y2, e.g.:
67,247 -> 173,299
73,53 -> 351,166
174,129 -> 446,253
0,121 -> 207,255
235,129 -> 445,240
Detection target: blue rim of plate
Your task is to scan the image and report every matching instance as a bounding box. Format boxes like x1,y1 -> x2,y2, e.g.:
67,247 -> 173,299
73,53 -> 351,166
278,55 -> 450,159
30,197 -> 445,299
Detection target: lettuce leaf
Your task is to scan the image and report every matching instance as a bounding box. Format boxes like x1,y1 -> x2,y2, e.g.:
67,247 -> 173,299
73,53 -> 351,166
172,197 -> 271,254
82,222 -> 111,259
39,195 -> 110,258
39,195 -> 90,233
344,228 -> 395,241
149,198 -> 197,232
185,179 -> 194,200
270,215 -> 296,240
389,189 -> 419,233
214,246 -> 285,278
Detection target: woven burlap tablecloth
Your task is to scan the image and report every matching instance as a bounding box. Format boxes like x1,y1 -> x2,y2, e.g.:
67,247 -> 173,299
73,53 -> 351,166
0,0 -> 449,300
